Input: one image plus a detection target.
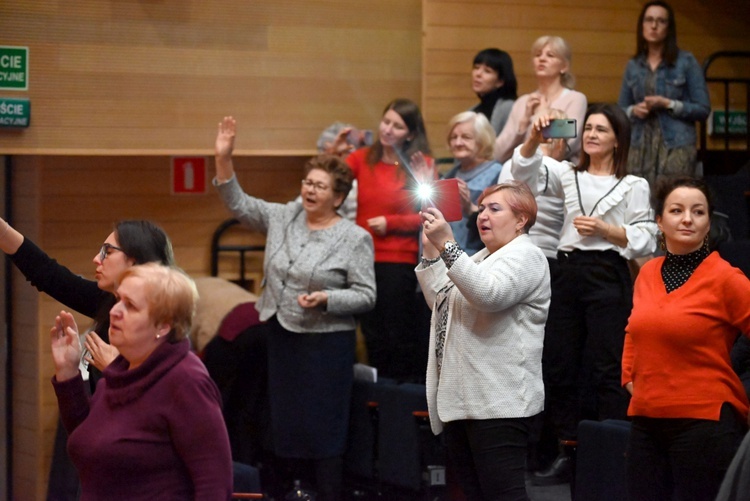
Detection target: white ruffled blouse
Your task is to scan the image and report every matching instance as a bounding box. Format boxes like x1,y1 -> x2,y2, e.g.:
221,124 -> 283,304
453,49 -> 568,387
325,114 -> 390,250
511,146 -> 657,260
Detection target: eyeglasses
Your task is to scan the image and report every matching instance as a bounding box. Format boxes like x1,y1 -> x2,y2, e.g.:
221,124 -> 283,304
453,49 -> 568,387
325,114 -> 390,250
99,243 -> 125,261
301,179 -> 331,192
643,16 -> 668,26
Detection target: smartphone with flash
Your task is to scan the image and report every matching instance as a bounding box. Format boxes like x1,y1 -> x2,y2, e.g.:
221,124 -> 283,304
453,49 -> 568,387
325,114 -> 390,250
542,119 -> 577,139
420,178 -> 463,222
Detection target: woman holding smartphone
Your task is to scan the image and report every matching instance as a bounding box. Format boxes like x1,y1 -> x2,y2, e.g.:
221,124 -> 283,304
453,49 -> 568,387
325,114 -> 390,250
494,36 -> 587,164
511,104 -> 657,484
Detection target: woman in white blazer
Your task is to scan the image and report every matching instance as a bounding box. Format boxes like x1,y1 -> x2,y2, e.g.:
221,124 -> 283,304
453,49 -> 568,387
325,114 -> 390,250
416,180 -> 550,501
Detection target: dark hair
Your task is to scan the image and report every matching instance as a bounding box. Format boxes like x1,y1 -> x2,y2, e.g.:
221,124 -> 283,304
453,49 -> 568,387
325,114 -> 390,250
91,220 -> 175,355
653,176 -> 714,218
575,103 -> 631,179
635,1 -> 679,65
472,48 -> 518,100
366,98 -> 431,166
114,220 -> 174,266
304,154 -> 354,208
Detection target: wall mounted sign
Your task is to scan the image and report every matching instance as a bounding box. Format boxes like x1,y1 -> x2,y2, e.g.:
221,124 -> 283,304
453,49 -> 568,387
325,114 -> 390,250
0,46 -> 29,91
0,97 -> 30,128
171,156 -> 207,194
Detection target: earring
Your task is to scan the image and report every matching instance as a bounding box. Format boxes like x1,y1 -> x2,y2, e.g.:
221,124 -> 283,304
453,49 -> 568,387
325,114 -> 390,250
659,233 -> 666,252
702,233 -> 710,253
156,334 -> 161,339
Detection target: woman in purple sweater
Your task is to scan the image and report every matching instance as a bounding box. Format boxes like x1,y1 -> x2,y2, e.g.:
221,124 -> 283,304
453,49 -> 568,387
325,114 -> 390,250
50,263 -> 233,500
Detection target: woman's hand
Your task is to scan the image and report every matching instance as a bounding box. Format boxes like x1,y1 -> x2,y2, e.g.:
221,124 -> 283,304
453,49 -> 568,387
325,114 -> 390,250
214,116 -> 237,182
573,215 -> 608,237
625,382 -> 633,395
367,216 -> 387,237
520,113 -> 553,158
644,95 -> 671,111
215,116 -> 236,159
50,311 -> 82,382
456,178 -> 475,215
632,101 -> 650,119
421,207 -> 454,251
410,151 -> 436,184
324,127 -> 355,157
298,291 -> 328,309
84,331 -> 119,371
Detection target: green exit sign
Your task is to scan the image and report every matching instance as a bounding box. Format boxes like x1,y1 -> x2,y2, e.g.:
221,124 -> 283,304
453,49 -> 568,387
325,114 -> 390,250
0,46 -> 28,91
0,97 -> 30,128
710,110 -> 747,136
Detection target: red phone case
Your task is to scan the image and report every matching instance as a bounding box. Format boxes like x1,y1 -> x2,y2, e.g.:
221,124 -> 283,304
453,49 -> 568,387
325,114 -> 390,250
429,178 -> 463,222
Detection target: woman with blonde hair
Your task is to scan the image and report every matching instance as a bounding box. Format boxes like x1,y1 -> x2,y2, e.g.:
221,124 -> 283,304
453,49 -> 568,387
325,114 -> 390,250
50,264 -> 233,499
494,36 -> 587,164
442,111 -> 504,254
417,180 -> 550,500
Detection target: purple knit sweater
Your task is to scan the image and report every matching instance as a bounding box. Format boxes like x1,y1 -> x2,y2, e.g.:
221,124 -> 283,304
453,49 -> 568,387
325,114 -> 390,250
53,339 -> 233,500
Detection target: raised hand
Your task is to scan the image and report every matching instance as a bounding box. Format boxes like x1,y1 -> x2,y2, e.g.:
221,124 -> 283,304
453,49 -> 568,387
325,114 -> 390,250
50,311 -> 82,382
215,116 -> 236,159
421,207 -> 454,251
410,151 -> 436,184
214,116 -> 237,182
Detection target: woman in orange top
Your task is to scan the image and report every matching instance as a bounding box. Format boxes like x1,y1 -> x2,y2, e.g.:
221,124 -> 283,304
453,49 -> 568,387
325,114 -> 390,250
622,176 -> 750,501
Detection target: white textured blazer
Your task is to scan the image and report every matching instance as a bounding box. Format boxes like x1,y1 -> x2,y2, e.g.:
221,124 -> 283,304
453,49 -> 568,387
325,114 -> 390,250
415,234 -> 550,434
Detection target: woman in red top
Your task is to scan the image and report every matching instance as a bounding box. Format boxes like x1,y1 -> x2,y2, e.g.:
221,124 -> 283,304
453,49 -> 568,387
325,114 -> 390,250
346,98 -> 432,381
622,176 -> 750,501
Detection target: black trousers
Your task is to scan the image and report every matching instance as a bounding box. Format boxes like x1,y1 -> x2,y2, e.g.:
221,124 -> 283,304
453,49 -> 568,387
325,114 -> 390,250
627,403 -> 746,501
543,250 -> 633,440
444,416 -> 534,501
359,262 -> 429,381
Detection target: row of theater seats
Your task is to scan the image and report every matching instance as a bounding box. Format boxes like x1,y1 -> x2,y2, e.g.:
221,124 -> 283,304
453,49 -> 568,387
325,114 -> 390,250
344,378 -> 447,500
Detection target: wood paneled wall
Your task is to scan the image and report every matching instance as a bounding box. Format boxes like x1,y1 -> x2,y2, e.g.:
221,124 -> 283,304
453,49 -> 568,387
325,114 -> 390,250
9,154 -> 305,499
1,0 -> 422,154
422,0 -> 750,157
2,0 -> 749,499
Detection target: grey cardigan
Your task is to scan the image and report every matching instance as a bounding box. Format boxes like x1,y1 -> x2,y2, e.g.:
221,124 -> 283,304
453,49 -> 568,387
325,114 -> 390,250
216,175 -> 376,333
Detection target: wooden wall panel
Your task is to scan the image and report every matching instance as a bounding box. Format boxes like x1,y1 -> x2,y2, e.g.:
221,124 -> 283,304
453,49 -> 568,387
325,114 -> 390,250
1,0 -> 422,154
9,153 -> 305,499
422,0 -> 750,157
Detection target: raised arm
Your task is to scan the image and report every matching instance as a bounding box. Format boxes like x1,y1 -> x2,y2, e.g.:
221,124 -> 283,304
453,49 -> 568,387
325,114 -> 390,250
0,216 -> 24,255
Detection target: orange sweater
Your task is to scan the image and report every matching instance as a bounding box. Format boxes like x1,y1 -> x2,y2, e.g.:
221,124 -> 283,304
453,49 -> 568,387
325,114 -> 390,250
622,252 -> 750,421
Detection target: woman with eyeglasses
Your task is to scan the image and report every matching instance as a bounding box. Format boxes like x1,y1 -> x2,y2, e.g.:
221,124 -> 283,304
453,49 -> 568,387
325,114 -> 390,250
0,218 -> 174,383
0,216 -> 174,498
214,116 -> 376,501
618,1 -> 710,188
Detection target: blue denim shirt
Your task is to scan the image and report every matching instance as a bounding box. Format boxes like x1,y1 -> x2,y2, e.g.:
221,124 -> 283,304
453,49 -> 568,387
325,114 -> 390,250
618,50 -> 710,149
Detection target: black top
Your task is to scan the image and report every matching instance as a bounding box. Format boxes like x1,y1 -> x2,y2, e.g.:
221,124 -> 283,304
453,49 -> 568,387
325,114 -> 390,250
661,245 -> 710,293
474,87 -> 505,123
11,237 -> 114,388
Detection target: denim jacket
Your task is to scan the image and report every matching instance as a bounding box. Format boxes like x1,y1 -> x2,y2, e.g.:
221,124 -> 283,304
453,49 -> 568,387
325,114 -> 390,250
618,50 -> 710,149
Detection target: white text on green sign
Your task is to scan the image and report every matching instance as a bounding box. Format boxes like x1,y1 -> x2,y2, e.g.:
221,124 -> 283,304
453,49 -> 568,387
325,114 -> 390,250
0,46 -> 29,91
0,97 -> 30,128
